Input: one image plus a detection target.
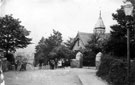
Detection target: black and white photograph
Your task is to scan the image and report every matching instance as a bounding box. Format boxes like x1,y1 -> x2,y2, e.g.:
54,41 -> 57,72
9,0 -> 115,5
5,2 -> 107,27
0,0 -> 134,85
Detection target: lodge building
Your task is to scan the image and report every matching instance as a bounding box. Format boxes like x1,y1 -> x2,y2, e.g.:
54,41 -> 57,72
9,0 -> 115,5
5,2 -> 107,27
72,11 -> 109,51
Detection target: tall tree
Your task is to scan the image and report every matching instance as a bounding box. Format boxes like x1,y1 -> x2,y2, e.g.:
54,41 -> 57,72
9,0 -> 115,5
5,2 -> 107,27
34,29 -> 63,65
104,2 -> 135,58
34,37 -> 48,66
84,33 -> 105,66
45,29 -> 63,54
35,37 -> 45,54
0,15 -> 32,55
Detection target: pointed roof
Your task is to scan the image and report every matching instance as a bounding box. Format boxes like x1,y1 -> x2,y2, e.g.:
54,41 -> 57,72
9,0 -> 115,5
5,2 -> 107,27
75,32 -> 92,45
71,32 -> 110,50
95,11 -> 105,29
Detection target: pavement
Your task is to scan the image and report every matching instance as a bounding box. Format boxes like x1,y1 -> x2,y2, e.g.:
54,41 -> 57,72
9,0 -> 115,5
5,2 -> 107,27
4,67 -> 108,85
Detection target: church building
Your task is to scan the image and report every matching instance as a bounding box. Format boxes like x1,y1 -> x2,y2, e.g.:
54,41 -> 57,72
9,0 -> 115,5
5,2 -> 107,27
72,11 -> 108,51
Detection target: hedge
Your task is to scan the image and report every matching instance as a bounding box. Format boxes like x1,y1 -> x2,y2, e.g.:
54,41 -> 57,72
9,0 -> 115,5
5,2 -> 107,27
96,54 -> 129,85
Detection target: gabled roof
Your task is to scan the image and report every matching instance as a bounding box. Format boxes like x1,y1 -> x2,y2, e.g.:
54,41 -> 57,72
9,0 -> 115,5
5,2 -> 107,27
76,32 -> 92,45
71,32 -> 110,50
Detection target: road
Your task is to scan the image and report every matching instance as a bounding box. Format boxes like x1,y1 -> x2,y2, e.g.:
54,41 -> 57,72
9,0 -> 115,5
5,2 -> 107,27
4,67 -> 107,85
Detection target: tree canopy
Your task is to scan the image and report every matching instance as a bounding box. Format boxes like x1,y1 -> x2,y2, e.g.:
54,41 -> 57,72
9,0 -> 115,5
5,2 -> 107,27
34,29 -> 63,65
0,15 -> 32,55
64,37 -> 74,49
87,33 -> 100,53
104,2 -> 135,58
49,45 -> 75,60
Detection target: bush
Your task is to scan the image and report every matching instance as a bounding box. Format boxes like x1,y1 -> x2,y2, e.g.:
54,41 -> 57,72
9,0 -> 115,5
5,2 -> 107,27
96,55 -> 113,80
83,51 -> 96,66
130,60 -> 135,84
83,57 -> 95,66
108,60 -> 127,85
5,53 -> 15,64
2,60 -> 10,72
96,54 -> 127,85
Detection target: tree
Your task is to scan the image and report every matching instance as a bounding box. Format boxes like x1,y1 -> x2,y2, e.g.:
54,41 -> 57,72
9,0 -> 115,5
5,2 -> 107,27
127,0 -> 135,5
45,29 -> 63,58
104,3 -> 135,58
84,33 -> 104,66
49,45 -> 75,66
50,45 -> 75,59
0,15 -> 32,56
86,33 -> 103,54
35,37 -> 45,54
5,53 -> 15,64
34,29 -> 63,66
34,37 -> 46,66
64,37 -> 74,49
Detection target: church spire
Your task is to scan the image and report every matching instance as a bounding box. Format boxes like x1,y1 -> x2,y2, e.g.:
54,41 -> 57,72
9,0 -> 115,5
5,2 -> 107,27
94,10 -> 105,34
99,10 -> 101,18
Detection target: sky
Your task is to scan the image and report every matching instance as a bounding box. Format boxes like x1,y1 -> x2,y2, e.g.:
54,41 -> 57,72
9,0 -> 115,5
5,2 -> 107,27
1,0 -> 124,55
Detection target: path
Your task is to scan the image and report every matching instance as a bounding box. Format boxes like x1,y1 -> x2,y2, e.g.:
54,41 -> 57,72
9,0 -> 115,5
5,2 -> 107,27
4,67 -> 107,85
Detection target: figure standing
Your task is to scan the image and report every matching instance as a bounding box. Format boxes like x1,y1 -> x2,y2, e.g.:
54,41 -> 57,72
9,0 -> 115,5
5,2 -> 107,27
49,60 -> 55,69
58,59 -> 62,68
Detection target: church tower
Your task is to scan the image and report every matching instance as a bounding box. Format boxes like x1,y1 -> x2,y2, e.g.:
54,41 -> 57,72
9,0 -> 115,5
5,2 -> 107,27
94,11 -> 105,34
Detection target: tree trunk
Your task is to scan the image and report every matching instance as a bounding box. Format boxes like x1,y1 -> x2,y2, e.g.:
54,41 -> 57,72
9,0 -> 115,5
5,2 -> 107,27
5,49 -> 9,57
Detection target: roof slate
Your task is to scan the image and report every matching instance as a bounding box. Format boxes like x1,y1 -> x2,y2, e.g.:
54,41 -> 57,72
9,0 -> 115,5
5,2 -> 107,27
78,32 -> 93,45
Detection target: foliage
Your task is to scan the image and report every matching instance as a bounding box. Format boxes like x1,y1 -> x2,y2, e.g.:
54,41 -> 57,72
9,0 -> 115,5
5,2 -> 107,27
97,2 -> 135,84
45,29 -> 63,53
35,37 -> 46,56
34,37 -> 46,66
49,45 -> 75,66
85,33 -> 108,66
64,37 -> 74,49
5,53 -> 15,64
97,54 -> 135,85
50,45 -> 75,60
130,60 -> 135,84
48,37 -> 76,66
83,50 -> 95,66
96,54 -> 128,85
127,0 -> 135,5
34,29 -> 63,66
2,60 -> 9,72
15,54 -> 28,63
86,33 -> 105,54
103,3 -> 135,58
0,15 -> 32,56
96,54 -> 114,80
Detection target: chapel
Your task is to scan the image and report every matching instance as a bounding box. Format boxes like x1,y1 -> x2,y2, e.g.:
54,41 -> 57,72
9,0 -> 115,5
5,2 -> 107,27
72,11 -> 109,51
